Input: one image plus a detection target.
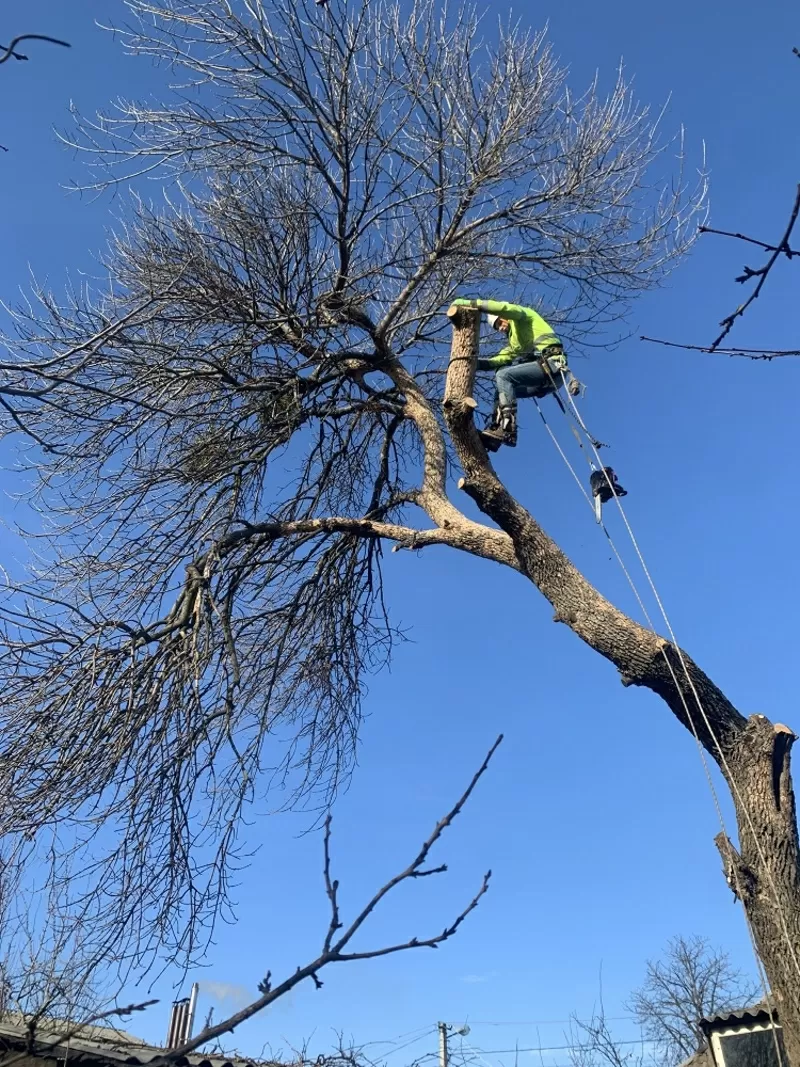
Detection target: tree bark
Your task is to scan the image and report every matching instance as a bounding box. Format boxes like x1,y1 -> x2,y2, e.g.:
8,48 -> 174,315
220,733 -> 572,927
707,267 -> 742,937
443,307 -> 800,1065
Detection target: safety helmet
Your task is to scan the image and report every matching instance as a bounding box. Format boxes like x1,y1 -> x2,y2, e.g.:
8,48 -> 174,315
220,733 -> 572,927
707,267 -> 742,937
486,313 -> 499,328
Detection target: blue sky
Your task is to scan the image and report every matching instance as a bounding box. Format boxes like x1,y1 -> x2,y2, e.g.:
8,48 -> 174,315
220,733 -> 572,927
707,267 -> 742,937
1,1 -> 799,1065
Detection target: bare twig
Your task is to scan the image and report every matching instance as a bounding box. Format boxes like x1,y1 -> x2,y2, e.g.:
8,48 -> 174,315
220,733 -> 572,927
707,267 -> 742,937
0,34 -> 70,64
327,733 -> 503,959
322,814 -> 342,954
640,335 -> 800,360
706,184 -> 800,350
142,737 -> 501,1065
568,1011 -> 641,1067
698,224 -> 800,256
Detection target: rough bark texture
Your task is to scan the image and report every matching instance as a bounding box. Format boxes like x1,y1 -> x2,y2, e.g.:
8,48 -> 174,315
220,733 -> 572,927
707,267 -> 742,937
444,307 -> 800,1064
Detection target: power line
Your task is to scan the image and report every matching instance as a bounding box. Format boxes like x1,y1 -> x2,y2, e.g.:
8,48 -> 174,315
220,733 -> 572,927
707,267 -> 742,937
462,1020 -> 634,1027
368,1028 -> 436,1048
379,1031 -> 437,1058
472,1039 -> 655,1055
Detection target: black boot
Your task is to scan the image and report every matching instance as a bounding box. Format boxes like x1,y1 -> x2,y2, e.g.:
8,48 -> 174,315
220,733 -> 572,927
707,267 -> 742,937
479,404 -> 517,451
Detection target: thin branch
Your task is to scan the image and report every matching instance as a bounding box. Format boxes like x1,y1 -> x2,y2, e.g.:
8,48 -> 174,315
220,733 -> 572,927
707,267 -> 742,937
0,35 -> 70,65
640,335 -> 800,360
322,814 -> 341,955
698,224 -> 800,256
330,733 -> 503,957
141,737 -> 502,1066
334,871 -> 492,961
708,183 -> 800,350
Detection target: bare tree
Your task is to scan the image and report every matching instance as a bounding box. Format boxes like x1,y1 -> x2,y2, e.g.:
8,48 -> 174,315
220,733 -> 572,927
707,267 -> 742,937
627,936 -> 761,1067
569,1011 -> 647,1067
0,843 -> 157,1067
0,0 -> 702,977
0,0 -> 762,1049
570,938 -> 761,1067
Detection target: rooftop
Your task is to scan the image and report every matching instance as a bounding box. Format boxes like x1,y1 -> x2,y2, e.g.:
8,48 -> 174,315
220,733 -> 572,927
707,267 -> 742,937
700,1001 -> 778,1033
0,1015 -> 273,1067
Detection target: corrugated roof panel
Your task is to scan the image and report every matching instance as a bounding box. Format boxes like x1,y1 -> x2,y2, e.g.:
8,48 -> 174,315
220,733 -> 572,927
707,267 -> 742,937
0,1016 -> 276,1067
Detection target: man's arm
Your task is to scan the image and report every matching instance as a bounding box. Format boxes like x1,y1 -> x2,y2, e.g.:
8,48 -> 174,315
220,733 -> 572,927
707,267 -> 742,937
452,297 -> 529,322
451,298 -> 519,370
477,349 -> 514,370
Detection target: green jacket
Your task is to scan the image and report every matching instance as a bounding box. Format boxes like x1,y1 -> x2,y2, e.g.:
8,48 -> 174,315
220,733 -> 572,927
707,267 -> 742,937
452,298 -> 566,373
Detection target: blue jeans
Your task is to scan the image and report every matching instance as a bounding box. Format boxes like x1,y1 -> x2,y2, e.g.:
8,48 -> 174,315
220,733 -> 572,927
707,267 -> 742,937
495,360 -> 556,408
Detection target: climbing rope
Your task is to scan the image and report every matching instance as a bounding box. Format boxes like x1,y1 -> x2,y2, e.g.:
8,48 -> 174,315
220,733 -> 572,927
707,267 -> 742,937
535,378 -> 800,1031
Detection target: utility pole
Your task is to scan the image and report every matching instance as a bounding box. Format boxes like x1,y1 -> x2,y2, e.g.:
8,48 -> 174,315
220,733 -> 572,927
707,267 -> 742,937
438,1022 -> 448,1067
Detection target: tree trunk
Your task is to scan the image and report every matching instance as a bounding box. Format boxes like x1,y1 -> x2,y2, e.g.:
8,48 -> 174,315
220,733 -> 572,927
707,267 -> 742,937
717,716 -> 800,1067
443,307 -> 800,1065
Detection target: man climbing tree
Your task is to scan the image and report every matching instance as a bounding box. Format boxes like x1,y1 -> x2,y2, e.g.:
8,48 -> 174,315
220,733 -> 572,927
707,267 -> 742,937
3,1 -> 800,1065
448,297 -> 579,451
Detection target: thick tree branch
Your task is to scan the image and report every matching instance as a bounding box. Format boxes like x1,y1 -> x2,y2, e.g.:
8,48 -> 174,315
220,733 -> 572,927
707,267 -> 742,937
219,515 -> 474,556
443,311 -> 746,764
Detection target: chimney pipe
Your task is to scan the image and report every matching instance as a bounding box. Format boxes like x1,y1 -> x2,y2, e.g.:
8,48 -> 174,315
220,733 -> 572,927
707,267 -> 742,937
186,983 -> 198,1042
166,983 -> 200,1049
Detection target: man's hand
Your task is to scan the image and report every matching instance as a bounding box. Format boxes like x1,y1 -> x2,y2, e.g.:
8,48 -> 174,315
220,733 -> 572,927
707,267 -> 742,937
447,300 -> 479,319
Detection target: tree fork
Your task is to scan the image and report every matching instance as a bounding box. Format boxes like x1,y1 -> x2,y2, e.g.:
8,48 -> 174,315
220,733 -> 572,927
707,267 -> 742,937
444,309 -> 800,1065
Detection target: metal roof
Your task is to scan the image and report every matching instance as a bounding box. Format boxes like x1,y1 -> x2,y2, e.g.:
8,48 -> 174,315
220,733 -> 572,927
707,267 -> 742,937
677,1048 -> 711,1067
0,1016 -> 272,1067
700,1002 -> 779,1032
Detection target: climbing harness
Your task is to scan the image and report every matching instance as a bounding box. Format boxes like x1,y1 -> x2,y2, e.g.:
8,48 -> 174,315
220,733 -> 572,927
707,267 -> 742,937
539,345 -> 583,397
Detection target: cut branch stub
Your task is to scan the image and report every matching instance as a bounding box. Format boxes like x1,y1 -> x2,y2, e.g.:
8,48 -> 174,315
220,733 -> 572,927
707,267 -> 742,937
444,305 -> 480,410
